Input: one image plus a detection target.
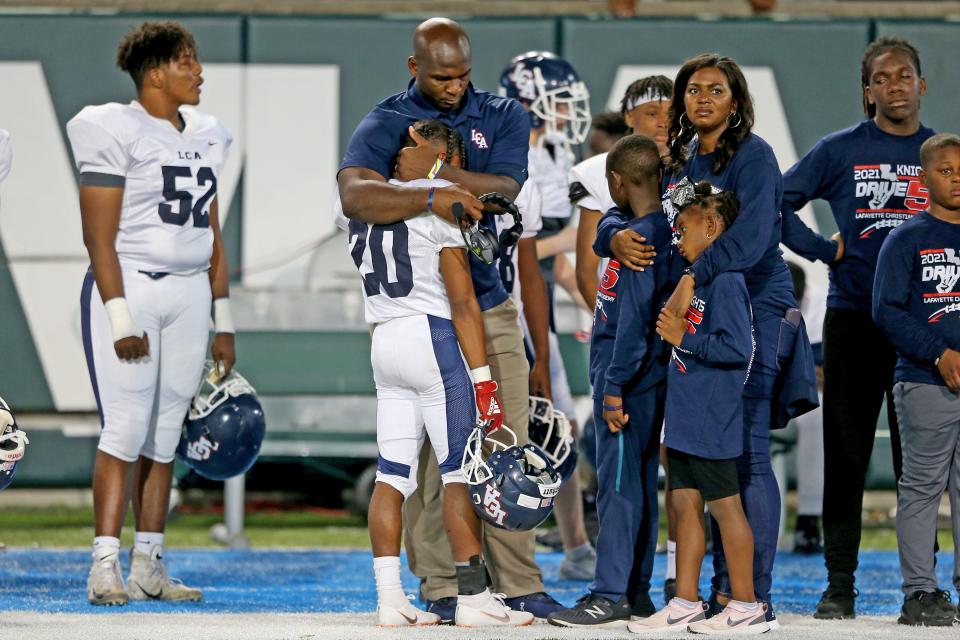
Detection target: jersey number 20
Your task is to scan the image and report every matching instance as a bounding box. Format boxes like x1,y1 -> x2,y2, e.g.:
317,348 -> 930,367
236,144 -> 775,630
158,166 -> 217,228
348,220 -> 413,298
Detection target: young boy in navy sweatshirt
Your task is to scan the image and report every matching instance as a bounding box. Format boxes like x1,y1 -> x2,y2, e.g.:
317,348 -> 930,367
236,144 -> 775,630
778,37 -> 935,617
873,133 -> 960,627
548,134 -> 673,628
632,181 -> 766,635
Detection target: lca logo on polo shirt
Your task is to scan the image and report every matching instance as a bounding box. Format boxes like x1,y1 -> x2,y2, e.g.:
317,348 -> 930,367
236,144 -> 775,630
471,128 -> 489,149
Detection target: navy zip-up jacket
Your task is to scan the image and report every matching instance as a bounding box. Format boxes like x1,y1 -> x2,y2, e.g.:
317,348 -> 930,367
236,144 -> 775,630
590,209 -> 673,400
594,134 -> 796,321
873,211 -> 960,386
781,119 -> 935,314
664,271 -> 754,460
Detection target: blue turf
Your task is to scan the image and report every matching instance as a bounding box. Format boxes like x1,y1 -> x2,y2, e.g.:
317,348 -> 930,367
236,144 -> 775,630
0,549 -> 954,615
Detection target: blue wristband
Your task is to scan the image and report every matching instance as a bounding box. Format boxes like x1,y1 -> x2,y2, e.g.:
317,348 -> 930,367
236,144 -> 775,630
603,404 -> 623,412
427,187 -> 436,212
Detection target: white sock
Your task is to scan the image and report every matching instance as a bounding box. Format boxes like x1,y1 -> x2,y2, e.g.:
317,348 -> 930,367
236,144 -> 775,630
134,531 -> 164,557
730,600 -> 759,611
665,540 -> 677,580
565,542 -> 593,560
674,597 -> 699,608
92,536 -> 120,563
457,588 -> 491,606
373,556 -> 405,605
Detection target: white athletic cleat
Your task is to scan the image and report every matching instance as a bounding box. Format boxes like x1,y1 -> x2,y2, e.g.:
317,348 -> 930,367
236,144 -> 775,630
127,547 -> 203,602
688,600 -> 770,635
87,555 -> 128,606
455,590 -> 535,627
376,596 -> 441,627
628,597 -> 707,633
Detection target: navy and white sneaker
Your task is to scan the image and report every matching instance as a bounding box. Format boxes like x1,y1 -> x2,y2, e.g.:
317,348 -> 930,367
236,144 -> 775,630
504,591 -> 565,619
424,596 -> 456,624
548,594 -> 631,628
763,600 -> 780,630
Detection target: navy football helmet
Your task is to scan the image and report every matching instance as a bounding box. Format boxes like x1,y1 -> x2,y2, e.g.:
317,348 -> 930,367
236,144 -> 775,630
461,423 -> 561,532
0,396 -> 29,491
499,51 -> 591,145
178,365 -> 266,481
528,396 -> 578,482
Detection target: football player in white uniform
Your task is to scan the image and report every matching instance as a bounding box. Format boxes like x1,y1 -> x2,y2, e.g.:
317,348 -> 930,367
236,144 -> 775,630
67,21 -> 234,606
349,120 -> 534,627
499,51 -> 597,581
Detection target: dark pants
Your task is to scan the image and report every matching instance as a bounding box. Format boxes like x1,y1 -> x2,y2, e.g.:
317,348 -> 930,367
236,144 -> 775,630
821,308 -> 901,584
590,384 -> 664,603
710,314 -> 794,604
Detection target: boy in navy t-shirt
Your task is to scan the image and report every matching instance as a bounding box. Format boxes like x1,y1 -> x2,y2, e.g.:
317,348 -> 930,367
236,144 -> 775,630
873,134 -> 960,627
633,181 -> 766,635
548,135 -> 672,628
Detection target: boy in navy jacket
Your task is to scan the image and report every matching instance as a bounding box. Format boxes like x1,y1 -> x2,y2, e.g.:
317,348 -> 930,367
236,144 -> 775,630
548,135 -> 673,628
873,134 -> 960,627
633,181 -> 766,634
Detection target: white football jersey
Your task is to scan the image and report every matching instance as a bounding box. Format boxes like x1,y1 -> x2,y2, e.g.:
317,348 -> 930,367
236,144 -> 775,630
67,101 -> 233,275
0,129 -> 11,184
496,180 -> 543,309
568,152 -> 615,214
528,141 -> 574,220
347,178 -> 466,324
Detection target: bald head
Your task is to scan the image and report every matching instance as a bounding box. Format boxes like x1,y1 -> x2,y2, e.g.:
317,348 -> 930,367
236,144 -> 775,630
408,18 -> 472,112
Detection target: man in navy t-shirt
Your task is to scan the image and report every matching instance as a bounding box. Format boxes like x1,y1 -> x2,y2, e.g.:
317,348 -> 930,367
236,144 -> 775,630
336,17 -> 560,620
872,134 -> 960,627
778,37 -> 934,619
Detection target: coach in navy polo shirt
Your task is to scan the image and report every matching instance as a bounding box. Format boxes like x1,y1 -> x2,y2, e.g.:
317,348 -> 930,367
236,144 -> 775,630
337,17 -> 562,620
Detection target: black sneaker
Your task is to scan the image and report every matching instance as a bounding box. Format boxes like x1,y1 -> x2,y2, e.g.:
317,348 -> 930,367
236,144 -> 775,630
547,594 -> 631,628
424,596 -> 456,624
814,584 -> 857,619
899,589 -> 956,627
631,591 -> 656,619
663,578 -> 677,605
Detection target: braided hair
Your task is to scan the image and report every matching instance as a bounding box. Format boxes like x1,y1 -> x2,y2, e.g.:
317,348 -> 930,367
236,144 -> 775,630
677,181 -> 740,231
861,37 -> 922,118
406,119 -> 468,170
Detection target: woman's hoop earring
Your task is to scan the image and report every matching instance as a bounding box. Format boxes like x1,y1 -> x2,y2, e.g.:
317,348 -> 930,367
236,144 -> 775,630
727,111 -> 742,129
679,112 -> 693,132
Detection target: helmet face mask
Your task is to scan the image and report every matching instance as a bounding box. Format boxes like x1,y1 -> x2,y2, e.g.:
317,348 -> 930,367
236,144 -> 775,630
0,396 -> 28,491
527,396 -> 577,481
178,364 -> 266,481
499,51 -> 592,147
461,423 -> 562,531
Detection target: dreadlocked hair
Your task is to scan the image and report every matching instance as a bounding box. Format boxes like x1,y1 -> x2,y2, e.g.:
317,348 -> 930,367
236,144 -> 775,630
117,21 -> 198,90
620,74 -> 674,117
666,54 -> 755,175
861,37 -> 922,118
678,181 -> 741,231
405,119 -> 467,170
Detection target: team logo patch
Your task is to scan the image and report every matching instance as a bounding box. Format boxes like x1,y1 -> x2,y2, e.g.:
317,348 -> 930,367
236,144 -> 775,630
595,259 -> 621,322
481,481 -> 508,526
184,434 -> 220,462
852,163 -> 926,239
921,248 -> 960,322
471,129 -> 489,149
506,63 -> 537,101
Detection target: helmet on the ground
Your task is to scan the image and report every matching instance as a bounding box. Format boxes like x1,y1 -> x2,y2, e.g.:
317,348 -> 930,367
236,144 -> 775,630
528,396 -> 578,481
0,396 -> 29,491
499,51 -> 591,145
461,423 -> 561,531
178,365 -> 266,481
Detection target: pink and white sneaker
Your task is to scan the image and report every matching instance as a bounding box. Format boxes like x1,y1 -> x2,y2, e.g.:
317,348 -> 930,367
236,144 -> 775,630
627,597 -> 707,633
688,600 -> 769,635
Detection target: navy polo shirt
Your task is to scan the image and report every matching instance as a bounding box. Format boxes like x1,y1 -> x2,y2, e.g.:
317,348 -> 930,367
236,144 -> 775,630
340,80 -> 531,311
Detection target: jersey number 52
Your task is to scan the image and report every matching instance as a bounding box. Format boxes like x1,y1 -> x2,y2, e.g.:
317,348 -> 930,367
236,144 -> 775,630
348,219 -> 413,298
158,166 -> 217,228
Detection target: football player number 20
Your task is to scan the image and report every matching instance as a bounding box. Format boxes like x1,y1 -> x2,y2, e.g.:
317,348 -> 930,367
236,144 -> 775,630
348,220 -> 414,298
158,166 -> 218,228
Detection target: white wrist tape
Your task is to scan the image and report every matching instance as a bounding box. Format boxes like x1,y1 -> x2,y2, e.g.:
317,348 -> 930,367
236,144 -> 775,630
104,297 -> 140,342
213,298 -> 235,334
470,365 -> 492,384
